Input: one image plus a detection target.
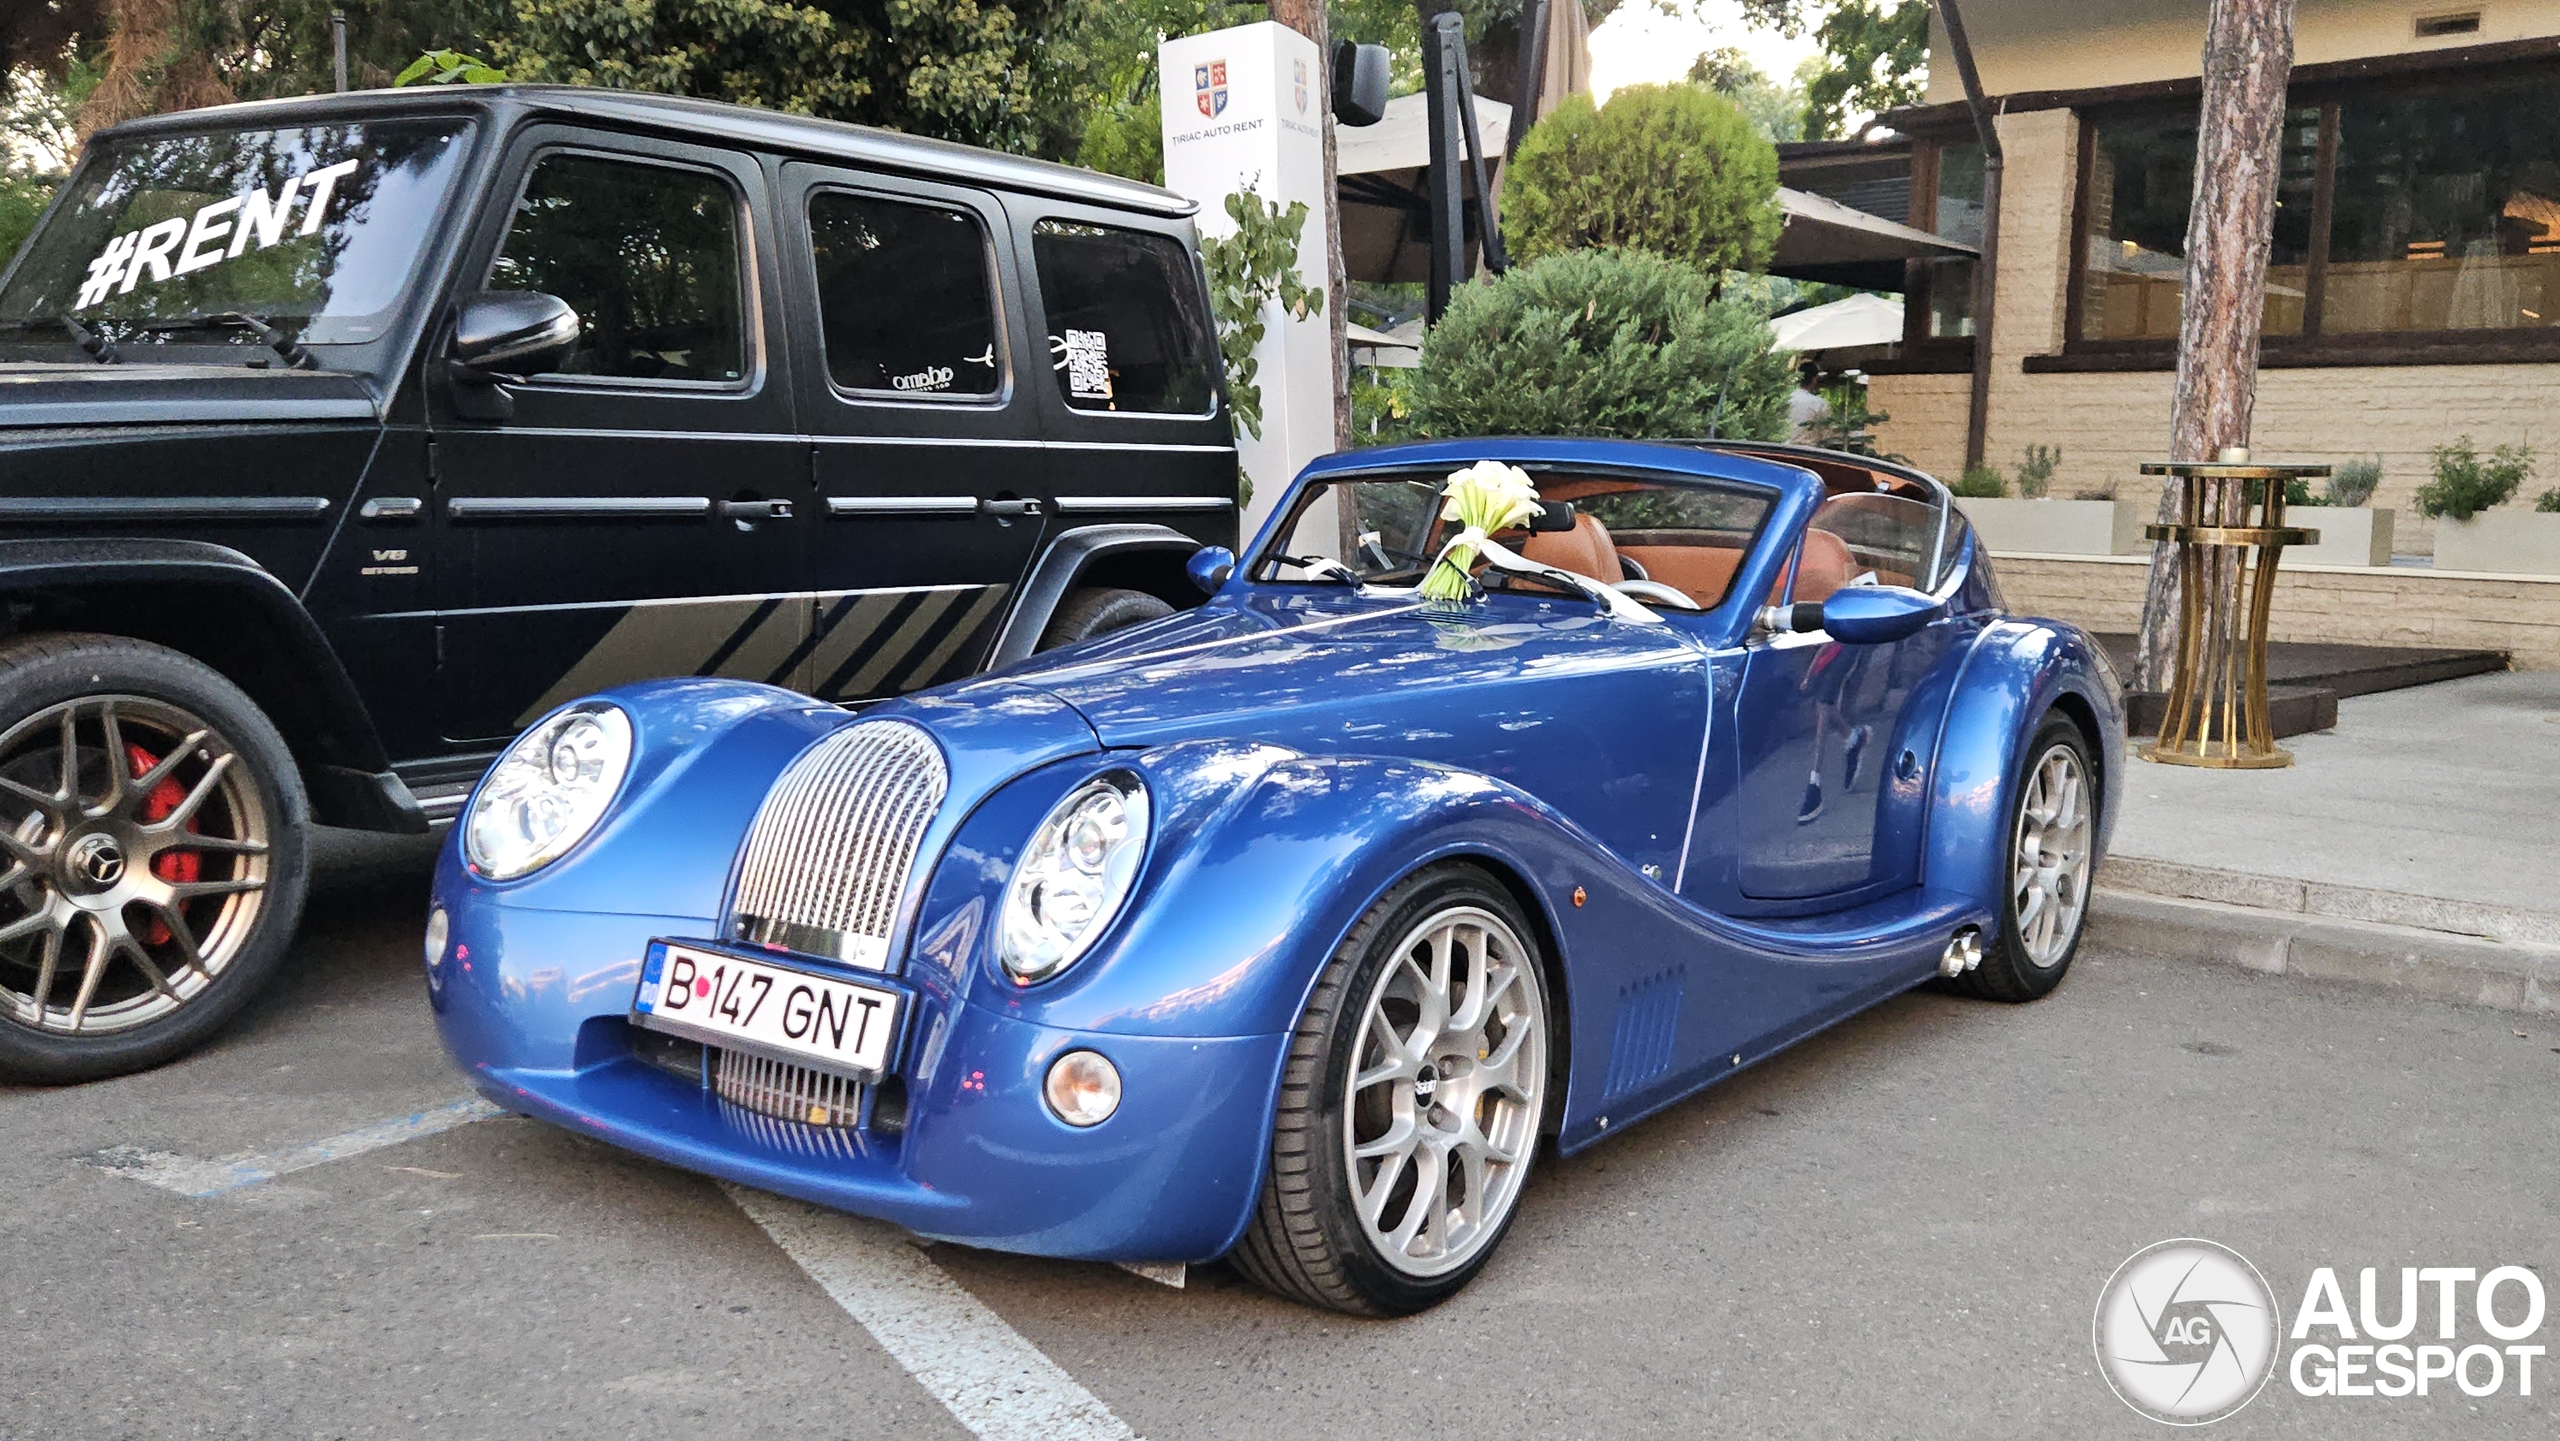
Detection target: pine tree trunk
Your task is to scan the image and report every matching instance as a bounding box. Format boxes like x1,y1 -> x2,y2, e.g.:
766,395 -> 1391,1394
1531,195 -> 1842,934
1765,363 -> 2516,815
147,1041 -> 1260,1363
2133,0 -> 2298,691
1269,0 -> 1352,448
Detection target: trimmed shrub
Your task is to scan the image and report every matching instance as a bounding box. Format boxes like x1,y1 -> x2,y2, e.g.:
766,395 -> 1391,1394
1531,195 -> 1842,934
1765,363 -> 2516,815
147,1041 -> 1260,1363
1952,465 -> 2006,498
1407,248 -> 1791,441
1501,85 -> 1781,276
2327,455 -> 2382,508
2414,438 -> 2532,521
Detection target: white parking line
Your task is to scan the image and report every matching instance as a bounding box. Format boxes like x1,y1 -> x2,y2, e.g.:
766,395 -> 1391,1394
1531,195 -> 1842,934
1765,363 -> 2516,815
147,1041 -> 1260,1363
88,1097 -> 503,1197
726,1184 -> 1141,1441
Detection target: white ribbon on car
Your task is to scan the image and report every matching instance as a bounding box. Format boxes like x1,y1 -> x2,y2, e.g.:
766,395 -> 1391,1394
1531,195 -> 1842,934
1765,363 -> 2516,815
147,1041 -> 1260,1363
1415,532 -> 1662,624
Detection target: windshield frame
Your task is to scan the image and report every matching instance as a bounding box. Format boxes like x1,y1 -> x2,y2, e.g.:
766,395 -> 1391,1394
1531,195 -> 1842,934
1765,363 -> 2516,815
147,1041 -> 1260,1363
1252,459 -> 1789,616
0,109 -> 492,374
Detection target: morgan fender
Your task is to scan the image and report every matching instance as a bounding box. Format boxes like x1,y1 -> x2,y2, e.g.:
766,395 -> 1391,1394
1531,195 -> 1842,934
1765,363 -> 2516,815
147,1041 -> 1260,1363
2290,1265 -> 2546,1399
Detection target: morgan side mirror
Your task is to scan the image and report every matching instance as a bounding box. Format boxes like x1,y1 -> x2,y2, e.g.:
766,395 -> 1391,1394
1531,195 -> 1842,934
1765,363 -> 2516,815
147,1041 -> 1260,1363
1810,585 -> 1943,644
1333,42 -> 1390,127
1187,546 -> 1237,595
450,290 -> 580,379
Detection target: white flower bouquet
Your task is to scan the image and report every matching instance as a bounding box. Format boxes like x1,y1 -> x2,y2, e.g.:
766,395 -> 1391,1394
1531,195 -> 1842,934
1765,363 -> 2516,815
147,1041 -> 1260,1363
1420,461 -> 1543,602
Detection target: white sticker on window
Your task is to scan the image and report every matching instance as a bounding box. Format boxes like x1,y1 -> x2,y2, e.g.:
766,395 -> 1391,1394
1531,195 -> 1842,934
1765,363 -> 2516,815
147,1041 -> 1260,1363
1064,328 -> 1112,401
74,157 -> 362,310
892,365 -> 955,392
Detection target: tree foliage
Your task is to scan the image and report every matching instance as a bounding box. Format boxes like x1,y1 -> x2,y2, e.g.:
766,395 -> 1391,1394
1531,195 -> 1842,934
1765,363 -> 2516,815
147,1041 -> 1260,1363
1686,45 -> 1810,143
1739,0 -> 1928,140
1200,188 -> 1322,444
1408,247 -> 1790,441
1500,84 -> 1779,276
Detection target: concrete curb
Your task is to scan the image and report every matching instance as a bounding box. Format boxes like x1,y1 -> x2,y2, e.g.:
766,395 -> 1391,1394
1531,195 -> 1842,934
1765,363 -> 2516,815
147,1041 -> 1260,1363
2091,889 -> 2560,1015
2100,855 -> 2560,948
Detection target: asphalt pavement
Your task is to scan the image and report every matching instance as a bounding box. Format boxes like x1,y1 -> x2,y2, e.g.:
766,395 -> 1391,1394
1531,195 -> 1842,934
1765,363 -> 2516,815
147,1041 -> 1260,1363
5,835 -> 2553,1440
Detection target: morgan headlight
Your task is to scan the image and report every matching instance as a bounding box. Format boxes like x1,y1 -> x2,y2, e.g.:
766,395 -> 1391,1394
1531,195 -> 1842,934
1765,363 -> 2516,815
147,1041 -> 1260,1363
464,703 -> 633,880
999,772 -> 1150,984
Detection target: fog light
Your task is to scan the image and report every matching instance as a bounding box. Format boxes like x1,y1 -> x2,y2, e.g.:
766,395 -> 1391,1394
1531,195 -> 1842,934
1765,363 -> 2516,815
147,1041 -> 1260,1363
1043,1049 -> 1121,1127
422,907 -> 450,989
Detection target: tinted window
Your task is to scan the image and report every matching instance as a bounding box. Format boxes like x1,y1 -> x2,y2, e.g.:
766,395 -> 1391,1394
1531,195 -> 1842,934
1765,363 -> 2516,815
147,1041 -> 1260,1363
1031,219 -> 1216,414
0,120 -> 472,350
810,192 -> 1001,396
488,153 -> 745,383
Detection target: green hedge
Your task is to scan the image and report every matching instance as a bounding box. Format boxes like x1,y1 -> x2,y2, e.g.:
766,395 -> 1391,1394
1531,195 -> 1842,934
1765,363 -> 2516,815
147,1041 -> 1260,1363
1501,84 -> 1780,275
1408,248 -> 1791,441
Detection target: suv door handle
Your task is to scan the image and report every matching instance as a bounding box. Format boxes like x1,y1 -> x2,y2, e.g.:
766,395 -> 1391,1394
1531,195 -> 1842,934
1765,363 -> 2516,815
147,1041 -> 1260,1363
979,498 -> 1042,518
718,499 -> 794,521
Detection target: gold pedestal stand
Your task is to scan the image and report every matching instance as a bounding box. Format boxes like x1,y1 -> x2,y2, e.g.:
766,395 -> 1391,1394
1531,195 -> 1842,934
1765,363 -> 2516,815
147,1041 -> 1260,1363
2136,456 -> 2329,769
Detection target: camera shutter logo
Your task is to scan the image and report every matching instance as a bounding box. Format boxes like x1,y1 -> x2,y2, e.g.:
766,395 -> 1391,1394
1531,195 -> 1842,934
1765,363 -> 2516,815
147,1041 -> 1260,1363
2095,1239 -> 2283,1424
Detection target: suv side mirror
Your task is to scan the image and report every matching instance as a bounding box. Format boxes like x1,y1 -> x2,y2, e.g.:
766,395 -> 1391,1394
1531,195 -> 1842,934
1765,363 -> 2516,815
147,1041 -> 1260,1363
1333,42 -> 1389,127
1187,545 -> 1236,595
1812,585 -> 1942,644
450,291 -> 579,378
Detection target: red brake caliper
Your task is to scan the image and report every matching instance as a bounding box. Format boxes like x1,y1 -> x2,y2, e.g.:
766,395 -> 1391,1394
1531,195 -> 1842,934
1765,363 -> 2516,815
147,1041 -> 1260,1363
127,743 -> 200,945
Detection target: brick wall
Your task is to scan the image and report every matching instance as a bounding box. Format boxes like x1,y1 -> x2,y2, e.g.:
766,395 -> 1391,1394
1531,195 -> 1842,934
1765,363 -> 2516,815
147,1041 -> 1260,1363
1995,554 -> 2560,670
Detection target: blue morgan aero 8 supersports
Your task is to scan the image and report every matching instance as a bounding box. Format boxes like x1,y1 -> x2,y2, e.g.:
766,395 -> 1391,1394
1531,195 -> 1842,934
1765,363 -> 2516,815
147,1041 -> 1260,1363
428,437 -> 2125,1316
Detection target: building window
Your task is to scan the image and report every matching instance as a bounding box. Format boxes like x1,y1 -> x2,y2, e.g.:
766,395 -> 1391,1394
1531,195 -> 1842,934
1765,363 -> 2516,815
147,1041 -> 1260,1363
1923,142 -> 1986,339
2069,65 -> 2560,350
2078,105 -> 2319,340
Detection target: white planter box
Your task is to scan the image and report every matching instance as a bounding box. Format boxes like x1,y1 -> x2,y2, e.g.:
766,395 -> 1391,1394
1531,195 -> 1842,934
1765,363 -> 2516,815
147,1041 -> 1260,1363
2433,511 -> 2560,575
2282,506 -> 2394,567
1956,498 -> 2144,556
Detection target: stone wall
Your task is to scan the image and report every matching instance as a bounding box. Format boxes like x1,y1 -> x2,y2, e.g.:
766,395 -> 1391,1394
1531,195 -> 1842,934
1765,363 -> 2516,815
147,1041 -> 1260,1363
1994,554 -> 2560,671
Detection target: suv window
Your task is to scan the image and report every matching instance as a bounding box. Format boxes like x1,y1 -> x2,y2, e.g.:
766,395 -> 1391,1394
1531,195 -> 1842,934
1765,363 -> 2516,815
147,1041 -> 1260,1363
487,152 -> 745,384
809,192 -> 1001,397
1030,219 -> 1216,415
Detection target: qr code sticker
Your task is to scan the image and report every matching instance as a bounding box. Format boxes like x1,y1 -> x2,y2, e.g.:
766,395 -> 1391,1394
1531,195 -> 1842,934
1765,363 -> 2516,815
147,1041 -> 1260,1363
1064,329 -> 1112,401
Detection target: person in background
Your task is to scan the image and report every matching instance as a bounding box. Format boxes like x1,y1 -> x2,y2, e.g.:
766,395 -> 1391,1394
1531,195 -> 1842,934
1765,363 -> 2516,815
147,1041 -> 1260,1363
1787,361 -> 1831,444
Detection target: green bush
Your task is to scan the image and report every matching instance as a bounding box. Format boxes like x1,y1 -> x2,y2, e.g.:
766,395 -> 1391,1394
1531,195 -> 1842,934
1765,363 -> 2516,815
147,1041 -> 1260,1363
2414,438 -> 2532,521
2537,489 -> 2560,513
1806,385 -> 1903,463
1407,248 -> 1791,441
1500,85 -> 1781,275
1952,465 -> 2006,498
2285,475 -> 2324,507
2014,444 -> 2060,499
2327,455 -> 2382,508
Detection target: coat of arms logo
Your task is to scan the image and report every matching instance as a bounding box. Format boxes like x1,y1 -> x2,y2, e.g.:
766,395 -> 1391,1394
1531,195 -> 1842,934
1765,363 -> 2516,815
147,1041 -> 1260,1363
1195,60 -> 1229,118
1293,57 -> 1309,114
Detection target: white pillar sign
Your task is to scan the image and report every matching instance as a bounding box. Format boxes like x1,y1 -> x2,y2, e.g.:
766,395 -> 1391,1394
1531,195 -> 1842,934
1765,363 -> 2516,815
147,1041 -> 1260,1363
1159,21 -> 1331,540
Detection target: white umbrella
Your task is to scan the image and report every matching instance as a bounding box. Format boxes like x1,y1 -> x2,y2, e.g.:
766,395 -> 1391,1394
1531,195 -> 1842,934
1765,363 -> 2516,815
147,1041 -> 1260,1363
1769,292 -> 1906,353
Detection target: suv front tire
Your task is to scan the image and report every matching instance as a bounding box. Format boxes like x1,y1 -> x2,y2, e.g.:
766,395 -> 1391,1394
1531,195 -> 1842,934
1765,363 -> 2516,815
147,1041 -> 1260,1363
1038,586 -> 1174,650
0,633 -> 310,1083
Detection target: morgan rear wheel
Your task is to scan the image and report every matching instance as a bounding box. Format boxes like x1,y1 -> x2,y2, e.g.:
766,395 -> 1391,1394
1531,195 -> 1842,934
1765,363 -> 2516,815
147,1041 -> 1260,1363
0,634 -> 310,1084
1232,864 -> 1551,1316
1945,715 -> 2095,1003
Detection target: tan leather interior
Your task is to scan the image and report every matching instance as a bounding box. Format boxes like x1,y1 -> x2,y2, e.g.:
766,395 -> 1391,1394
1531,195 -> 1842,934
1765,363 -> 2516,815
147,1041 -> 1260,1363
1517,513 -> 1622,584
1615,543 -> 1746,606
1773,528 -> 1857,606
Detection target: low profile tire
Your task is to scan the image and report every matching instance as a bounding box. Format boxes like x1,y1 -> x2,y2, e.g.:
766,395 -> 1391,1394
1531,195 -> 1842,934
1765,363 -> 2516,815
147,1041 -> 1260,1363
0,633 -> 310,1084
1232,863 -> 1552,1316
1945,715 -> 2096,1003
1036,586 -> 1173,650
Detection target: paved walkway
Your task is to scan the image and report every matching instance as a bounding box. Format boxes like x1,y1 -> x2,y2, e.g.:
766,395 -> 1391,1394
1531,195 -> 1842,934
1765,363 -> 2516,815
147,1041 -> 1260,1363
2096,670 -> 2560,1012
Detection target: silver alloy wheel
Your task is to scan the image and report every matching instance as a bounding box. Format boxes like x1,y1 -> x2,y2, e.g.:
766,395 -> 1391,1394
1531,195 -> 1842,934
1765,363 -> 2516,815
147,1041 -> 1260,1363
1343,904 -> 1547,1279
0,696 -> 271,1035
2010,742 -> 2092,969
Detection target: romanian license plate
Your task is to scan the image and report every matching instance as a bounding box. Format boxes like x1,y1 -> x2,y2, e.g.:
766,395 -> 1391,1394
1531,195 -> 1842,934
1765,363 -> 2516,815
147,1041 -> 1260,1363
632,941 -> 902,1079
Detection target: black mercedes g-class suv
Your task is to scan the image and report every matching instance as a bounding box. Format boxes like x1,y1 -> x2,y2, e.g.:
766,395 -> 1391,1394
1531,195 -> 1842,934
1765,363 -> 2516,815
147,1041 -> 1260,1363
0,86 -> 1237,1082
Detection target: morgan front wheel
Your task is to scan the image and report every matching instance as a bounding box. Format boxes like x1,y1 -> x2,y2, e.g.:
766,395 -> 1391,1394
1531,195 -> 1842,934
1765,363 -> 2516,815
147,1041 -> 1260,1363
0,634 -> 310,1084
1232,864 -> 1551,1316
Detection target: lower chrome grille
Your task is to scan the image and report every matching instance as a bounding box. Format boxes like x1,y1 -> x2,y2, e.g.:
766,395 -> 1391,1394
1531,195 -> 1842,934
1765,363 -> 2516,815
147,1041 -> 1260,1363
712,1047 -> 864,1128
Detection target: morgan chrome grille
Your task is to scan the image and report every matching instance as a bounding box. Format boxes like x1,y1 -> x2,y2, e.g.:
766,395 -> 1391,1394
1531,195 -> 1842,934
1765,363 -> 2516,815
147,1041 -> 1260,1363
713,1046 -> 864,1130
730,720 -> 945,970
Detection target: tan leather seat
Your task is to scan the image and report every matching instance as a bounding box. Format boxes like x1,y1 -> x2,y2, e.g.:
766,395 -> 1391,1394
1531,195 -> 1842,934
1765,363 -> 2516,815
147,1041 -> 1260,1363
1771,528 -> 1856,606
1518,512 -> 1622,584
1615,544 -> 1746,607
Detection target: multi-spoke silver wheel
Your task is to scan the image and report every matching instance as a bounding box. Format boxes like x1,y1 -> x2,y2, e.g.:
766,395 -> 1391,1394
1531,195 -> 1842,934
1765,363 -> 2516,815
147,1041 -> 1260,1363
0,696 -> 272,1036
2010,742 -> 2091,969
1343,904 -> 1547,1279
